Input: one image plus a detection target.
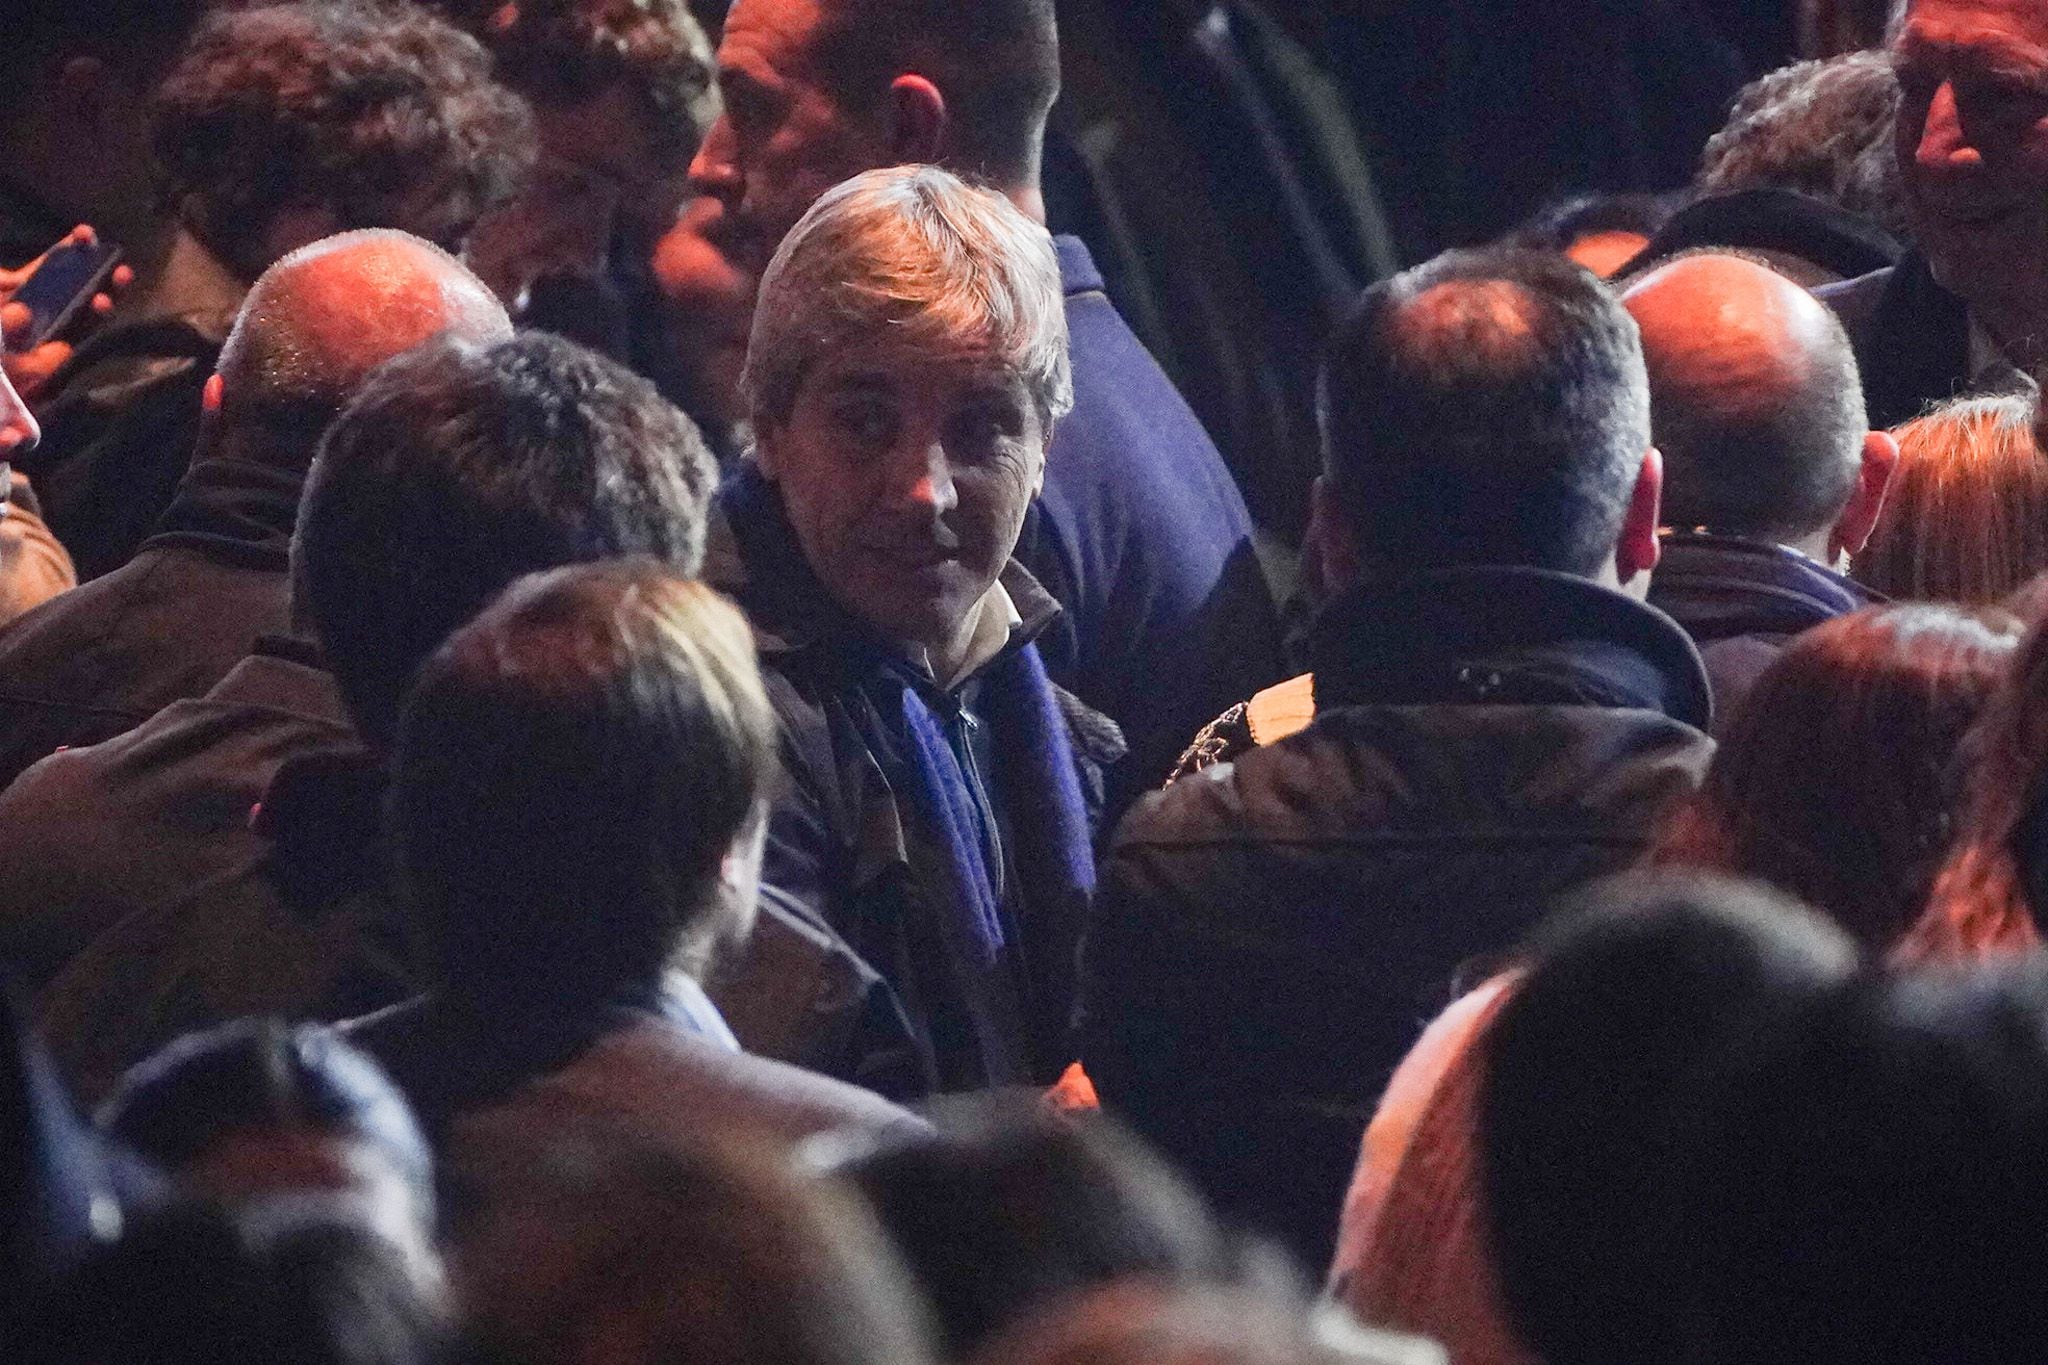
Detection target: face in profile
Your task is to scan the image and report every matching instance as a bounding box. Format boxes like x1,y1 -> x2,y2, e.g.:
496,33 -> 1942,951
689,0 -> 887,274
1894,0 -> 2048,321
757,344 -> 1047,662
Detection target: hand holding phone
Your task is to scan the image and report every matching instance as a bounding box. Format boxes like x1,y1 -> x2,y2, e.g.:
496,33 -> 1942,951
0,226 -> 131,402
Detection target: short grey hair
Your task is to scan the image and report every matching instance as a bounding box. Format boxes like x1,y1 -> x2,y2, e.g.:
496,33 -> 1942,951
742,165 -> 1073,430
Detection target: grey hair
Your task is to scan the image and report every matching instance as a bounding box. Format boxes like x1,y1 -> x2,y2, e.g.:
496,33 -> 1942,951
742,165 -> 1073,430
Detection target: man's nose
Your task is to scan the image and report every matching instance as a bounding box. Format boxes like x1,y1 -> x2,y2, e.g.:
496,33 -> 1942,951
894,439 -> 958,517
688,114 -> 742,198
0,368 -> 38,459
1916,80 -> 1983,175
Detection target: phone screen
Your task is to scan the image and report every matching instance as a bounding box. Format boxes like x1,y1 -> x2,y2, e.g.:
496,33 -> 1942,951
6,239 -> 123,352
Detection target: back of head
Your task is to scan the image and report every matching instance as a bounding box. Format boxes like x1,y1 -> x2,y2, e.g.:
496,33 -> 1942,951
833,1100 -> 1257,1359
442,1108 -> 935,1365
439,0 -> 718,173
213,229 -> 512,471
1479,873 -> 1858,1365
98,1020 -> 432,1228
1855,393 -> 2048,604
151,2 -> 535,278
1318,247 -> 1649,578
811,0 -> 1060,189
1658,605 -> 2018,950
23,1198 -> 447,1365
393,562 -> 776,1009
292,330 -> 718,749
1621,251 -> 1866,543
1697,51 -> 1908,238
1663,960 -> 2048,1364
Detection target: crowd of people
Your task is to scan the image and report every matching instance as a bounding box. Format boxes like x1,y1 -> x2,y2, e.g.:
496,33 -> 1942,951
5,0 -> 2048,1360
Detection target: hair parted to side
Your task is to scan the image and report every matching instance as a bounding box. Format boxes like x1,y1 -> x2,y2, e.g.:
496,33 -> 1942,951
1319,247 -> 1651,578
151,1 -> 535,273
293,331 -> 718,751
1854,393 -> 2048,605
743,165 -> 1073,431
393,561 -> 777,1005
1655,605 -> 2019,952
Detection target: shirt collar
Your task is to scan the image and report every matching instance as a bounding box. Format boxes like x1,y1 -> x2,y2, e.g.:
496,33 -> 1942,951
654,971 -> 741,1053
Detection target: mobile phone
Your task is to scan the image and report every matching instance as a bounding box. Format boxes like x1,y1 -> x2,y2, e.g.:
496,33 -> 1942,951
4,237 -> 123,352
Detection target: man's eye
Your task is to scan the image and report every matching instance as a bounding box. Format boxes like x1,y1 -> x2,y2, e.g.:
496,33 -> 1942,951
949,407 -> 1019,456
832,402 -> 895,445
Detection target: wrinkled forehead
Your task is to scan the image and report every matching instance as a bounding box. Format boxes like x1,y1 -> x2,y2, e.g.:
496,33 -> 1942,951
718,0 -> 836,82
803,340 -> 1037,401
1896,0 -> 2048,71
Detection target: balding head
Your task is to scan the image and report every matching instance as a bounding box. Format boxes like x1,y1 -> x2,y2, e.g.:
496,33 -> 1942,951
210,229 -> 511,470
1622,253 -> 1869,546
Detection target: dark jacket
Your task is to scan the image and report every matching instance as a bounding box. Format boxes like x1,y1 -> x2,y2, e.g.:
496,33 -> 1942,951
345,982 -> 928,1152
1078,566 -> 1715,1267
1817,250 -> 1995,430
1018,236 -> 1280,816
1649,532 -> 1885,725
4,637 -> 902,1106
713,470 -> 1124,1100
1624,187 -> 1903,288
0,457 -> 300,791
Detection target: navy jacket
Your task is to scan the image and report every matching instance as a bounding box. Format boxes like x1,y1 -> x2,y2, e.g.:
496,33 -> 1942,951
1649,533 -> 1884,726
1019,237 -> 1281,814
1079,567 -> 1715,1266
0,456 -> 300,792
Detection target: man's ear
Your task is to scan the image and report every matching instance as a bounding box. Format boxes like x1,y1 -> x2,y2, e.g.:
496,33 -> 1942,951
202,372 -> 225,415
1615,445 -> 1664,588
1307,475 -> 1362,597
887,75 -> 948,165
1829,430 -> 1900,560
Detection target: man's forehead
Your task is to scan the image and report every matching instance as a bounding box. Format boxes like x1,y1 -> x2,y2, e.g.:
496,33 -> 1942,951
815,349 -> 1031,395
1900,0 -> 2048,65
719,0 -> 833,77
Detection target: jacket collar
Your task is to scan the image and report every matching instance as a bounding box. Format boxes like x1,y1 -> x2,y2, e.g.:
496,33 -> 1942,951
140,456 -> 305,568
1054,234 -> 1103,298
709,463 -> 1061,686
1308,564 -> 1713,730
1651,533 -> 1882,640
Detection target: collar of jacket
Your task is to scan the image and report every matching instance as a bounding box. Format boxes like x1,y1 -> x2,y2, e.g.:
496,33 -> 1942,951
1652,532 -> 1883,638
1873,251 -> 1972,413
707,463 -> 1063,689
138,456 -> 305,569
1053,233 -> 1104,299
1307,564 -> 1713,730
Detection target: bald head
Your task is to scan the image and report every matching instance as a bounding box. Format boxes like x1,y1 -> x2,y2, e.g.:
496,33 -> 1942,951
211,229 -> 511,469
1621,253 -> 1866,543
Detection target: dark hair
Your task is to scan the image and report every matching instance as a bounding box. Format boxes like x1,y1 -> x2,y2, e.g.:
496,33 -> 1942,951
1660,960 -> 2048,1364
1657,607 -> 2017,951
834,1101 -> 1268,1360
443,1109 -> 935,1365
22,1199 -> 448,1365
810,0 -> 1060,190
1501,192 -> 1677,254
1641,260 -> 1868,542
971,1282 -> 1421,1365
151,2 -> 535,276
98,1020 -> 433,1222
1854,393 -> 2048,605
291,331 -> 717,750
1318,247 -> 1651,577
1697,51 -> 1907,238
393,562 -> 777,1006
439,0 -> 717,170
0,1 -> 210,112
1478,874 -> 1857,1365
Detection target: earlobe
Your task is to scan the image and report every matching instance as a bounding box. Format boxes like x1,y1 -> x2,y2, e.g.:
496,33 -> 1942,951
887,75 -> 948,164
